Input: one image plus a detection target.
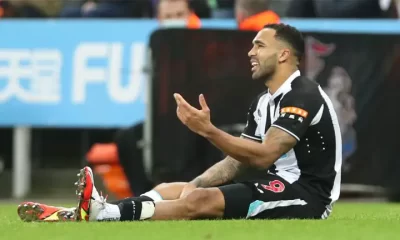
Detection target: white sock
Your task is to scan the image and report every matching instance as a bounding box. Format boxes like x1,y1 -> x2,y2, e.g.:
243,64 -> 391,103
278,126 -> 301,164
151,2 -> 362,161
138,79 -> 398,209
140,201 -> 156,220
96,203 -> 121,221
141,190 -> 163,202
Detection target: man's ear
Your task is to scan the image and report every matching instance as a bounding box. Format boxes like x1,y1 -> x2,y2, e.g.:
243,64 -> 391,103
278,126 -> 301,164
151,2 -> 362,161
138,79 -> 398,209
278,48 -> 291,63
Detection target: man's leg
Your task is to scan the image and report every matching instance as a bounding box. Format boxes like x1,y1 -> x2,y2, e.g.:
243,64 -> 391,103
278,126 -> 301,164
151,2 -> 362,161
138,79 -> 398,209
115,188 -> 226,221
148,182 -> 188,200
149,188 -> 225,220
75,166 -> 254,221
102,184 -> 253,221
149,182 -> 254,220
109,182 -> 187,206
106,175 -> 327,221
16,182 -> 186,222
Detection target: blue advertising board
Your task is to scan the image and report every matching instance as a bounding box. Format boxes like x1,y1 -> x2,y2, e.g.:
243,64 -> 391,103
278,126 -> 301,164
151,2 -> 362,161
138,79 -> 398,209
0,19 -> 399,127
0,20 -> 161,127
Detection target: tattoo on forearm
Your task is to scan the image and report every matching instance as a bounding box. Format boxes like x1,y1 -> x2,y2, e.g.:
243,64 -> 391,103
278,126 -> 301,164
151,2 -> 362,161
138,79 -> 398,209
191,157 -> 246,188
191,128 -> 296,188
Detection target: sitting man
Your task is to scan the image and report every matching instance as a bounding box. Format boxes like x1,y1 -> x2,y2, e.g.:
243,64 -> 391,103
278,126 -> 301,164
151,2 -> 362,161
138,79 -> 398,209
18,23 -> 342,222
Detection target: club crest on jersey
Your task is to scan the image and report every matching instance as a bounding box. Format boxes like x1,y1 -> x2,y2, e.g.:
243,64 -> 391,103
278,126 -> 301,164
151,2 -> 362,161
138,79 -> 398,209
281,107 -> 308,118
279,153 -> 288,159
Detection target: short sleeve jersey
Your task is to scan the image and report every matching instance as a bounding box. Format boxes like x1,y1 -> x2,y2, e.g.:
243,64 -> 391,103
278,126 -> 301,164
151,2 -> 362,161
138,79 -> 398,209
241,70 -> 342,207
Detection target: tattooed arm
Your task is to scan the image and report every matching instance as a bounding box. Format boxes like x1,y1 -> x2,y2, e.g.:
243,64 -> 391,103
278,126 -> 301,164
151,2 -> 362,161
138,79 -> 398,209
190,155 -> 246,188
185,127 -> 296,189
203,126 -> 297,169
190,136 -> 268,188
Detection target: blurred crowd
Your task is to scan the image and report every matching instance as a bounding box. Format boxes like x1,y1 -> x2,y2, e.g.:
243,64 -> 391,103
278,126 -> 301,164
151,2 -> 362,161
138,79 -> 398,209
0,0 -> 399,23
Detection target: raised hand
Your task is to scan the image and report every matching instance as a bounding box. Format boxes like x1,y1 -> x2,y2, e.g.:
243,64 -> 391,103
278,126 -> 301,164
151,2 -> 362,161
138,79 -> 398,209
174,93 -> 213,137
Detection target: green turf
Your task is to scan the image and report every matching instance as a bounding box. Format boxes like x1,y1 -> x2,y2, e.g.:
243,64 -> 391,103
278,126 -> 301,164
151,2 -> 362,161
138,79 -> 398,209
1,202 -> 399,240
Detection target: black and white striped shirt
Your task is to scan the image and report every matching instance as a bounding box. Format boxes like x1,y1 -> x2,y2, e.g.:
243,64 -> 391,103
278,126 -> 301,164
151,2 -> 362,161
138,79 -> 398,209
241,70 -> 342,208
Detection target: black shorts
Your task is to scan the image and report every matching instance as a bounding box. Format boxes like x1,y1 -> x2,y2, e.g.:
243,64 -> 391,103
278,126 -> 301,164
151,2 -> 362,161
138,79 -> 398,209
218,174 -> 327,220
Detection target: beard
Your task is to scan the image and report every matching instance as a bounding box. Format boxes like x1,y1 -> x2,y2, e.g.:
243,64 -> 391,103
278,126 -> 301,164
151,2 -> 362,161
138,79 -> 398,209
251,56 -> 277,83
251,65 -> 276,83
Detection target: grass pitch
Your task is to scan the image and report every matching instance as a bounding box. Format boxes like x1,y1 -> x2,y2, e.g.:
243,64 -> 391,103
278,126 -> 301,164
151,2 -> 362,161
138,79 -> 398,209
0,202 -> 399,240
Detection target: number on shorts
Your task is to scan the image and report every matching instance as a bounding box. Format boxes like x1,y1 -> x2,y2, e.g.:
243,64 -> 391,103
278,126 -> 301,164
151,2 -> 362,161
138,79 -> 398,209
261,180 -> 285,193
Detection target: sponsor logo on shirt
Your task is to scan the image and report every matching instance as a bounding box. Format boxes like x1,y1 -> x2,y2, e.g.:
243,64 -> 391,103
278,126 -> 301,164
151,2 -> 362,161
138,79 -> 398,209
280,107 -> 308,118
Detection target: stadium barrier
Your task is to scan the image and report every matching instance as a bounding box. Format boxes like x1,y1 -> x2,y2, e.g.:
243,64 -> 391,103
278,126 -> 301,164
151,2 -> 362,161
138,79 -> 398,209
0,19 -> 399,198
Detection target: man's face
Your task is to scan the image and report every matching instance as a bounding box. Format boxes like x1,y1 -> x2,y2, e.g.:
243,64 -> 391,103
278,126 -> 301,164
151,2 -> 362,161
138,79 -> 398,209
248,29 -> 281,81
158,0 -> 190,22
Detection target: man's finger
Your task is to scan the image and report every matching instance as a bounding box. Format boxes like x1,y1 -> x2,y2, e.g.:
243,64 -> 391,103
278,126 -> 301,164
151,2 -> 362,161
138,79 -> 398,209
174,93 -> 185,104
174,93 -> 198,112
199,94 -> 209,111
174,93 -> 191,112
173,93 -> 181,105
176,107 -> 186,124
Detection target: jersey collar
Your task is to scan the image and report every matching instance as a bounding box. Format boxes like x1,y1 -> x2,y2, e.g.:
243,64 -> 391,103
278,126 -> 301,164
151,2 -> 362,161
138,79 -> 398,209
268,70 -> 301,101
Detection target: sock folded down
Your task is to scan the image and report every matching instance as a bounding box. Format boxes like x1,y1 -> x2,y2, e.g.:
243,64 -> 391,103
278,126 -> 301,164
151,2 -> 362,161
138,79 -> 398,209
104,189 -> 161,221
141,190 -> 163,202
118,200 -> 155,221
111,195 -> 154,205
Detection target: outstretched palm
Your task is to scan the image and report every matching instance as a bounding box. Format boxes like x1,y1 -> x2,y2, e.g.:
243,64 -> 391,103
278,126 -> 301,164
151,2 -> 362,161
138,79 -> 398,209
174,93 -> 213,137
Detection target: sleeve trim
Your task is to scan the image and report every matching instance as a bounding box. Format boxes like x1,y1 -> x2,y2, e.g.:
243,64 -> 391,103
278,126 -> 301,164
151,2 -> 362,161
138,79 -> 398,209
241,133 -> 262,141
271,124 -> 300,141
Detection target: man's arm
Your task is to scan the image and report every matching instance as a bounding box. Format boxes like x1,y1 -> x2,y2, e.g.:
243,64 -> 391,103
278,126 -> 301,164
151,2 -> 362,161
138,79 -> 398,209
190,155 -> 247,188
204,126 -> 297,169
190,95 -> 261,188
173,93 -> 311,169
198,90 -> 322,169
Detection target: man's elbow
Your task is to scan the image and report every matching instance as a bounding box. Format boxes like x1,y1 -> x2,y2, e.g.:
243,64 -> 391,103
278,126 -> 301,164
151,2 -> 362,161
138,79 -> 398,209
248,148 -> 281,169
249,156 -> 275,170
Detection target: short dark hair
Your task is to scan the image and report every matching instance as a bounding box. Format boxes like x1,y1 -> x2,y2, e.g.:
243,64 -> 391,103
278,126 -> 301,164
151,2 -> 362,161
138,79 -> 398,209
264,23 -> 305,63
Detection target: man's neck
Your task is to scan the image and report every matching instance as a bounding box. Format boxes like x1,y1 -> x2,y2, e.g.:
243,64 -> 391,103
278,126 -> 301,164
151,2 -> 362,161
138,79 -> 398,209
265,68 -> 298,95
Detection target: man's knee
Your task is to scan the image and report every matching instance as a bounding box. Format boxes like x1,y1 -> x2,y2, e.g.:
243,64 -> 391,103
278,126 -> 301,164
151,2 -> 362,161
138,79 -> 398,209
184,188 -> 225,219
153,182 -> 187,200
154,182 -> 187,191
154,182 -> 169,189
